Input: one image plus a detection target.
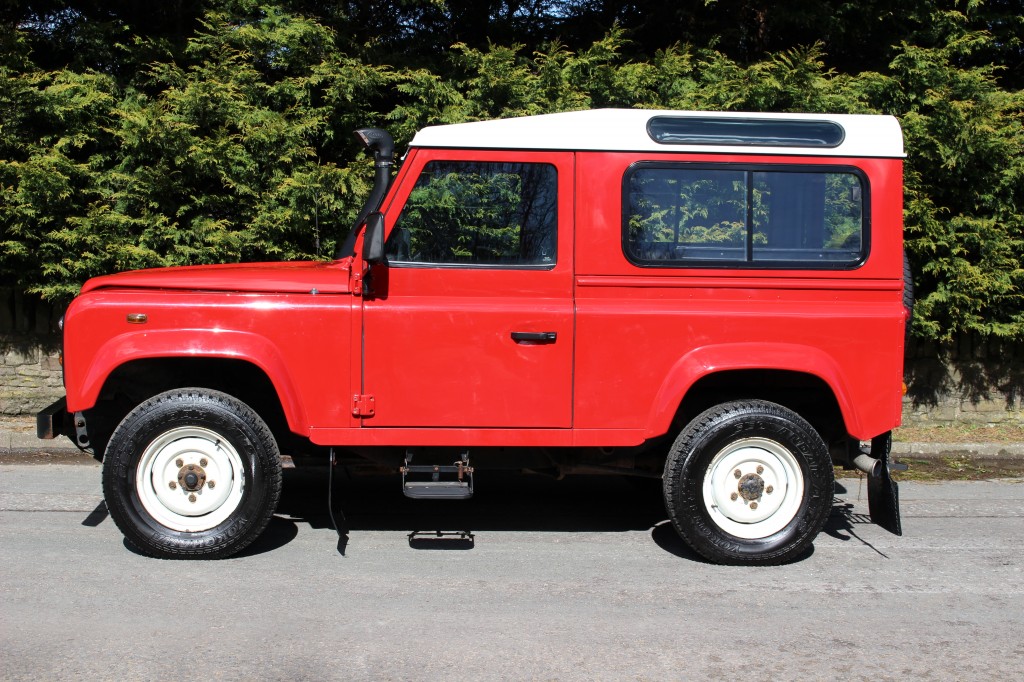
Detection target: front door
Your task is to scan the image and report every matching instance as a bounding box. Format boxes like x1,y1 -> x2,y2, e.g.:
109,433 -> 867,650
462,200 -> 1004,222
361,150 -> 574,428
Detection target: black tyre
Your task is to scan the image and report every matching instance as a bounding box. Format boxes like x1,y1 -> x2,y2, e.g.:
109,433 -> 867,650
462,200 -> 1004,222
102,389 -> 282,559
903,248 -> 915,342
663,400 -> 833,565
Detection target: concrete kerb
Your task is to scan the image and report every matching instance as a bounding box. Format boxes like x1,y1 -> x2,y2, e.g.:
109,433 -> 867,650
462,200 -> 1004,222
891,441 -> 1024,461
7,429 -> 82,453
2,417 -> 80,456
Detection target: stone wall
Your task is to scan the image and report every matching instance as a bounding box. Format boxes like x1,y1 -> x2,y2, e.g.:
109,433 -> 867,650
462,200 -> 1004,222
0,289 -> 65,415
2,288 -> 1021,425
1,345 -> 65,415
903,337 -> 1023,426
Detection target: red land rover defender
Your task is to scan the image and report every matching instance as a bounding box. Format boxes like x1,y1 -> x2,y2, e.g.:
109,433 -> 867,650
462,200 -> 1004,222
38,109 -> 910,564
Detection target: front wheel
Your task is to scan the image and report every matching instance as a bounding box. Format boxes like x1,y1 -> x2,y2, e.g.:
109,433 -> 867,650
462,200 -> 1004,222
102,389 -> 282,559
663,400 -> 833,565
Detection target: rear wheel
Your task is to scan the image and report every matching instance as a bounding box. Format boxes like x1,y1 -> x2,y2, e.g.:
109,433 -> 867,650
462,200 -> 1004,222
903,248 -> 915,342
102,388 -> 282,559
663,400 -> 833,565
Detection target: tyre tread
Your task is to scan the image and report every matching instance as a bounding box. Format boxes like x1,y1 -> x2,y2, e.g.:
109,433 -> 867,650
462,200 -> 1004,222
663,399 -> 833,566
102,388 -> 282,559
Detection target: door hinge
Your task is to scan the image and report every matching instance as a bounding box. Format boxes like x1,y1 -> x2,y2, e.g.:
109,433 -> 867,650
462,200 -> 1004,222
352,394 -> 376,417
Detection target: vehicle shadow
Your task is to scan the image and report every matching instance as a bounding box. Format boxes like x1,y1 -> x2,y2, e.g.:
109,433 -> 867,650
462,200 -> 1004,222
649,520 -> 706,561
233,516 -> 300,558
260,468 -> 839,562
119,516 -> 301,559
822,480 -> 890,558
100,469 -> 863,561
278,467 -> 669,535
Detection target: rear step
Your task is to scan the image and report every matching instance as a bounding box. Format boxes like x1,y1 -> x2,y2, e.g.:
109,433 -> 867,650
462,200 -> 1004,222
401,450 -> 474,500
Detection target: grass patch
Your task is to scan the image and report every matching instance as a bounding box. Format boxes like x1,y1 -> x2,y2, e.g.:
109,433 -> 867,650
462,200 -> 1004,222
837,457 -> 1024,482
893,422 -> 1024,444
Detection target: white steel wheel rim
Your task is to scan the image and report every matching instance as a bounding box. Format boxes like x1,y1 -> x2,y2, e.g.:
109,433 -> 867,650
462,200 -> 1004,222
701,437 -> 804,539
135,426 -> 246,532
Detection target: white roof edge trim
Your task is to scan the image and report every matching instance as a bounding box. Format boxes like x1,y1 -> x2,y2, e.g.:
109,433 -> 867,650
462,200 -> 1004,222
409,109 -> 905,158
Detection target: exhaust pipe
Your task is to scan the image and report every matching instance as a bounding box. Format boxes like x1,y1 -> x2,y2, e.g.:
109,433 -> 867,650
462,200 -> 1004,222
852,453 -> 883,478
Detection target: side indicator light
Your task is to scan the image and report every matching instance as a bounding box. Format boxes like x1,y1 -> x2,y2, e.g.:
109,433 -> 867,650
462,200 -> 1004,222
902,382 -> 908,396
127,313 -> 148,324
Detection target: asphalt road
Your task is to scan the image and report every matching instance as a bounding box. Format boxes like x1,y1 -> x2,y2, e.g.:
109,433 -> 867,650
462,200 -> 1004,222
2,463 -> 1022,681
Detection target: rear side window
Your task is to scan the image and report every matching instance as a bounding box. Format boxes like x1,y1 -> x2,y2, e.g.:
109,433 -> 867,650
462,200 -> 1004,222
624,163 -> 867,268
386,161 -> 557,267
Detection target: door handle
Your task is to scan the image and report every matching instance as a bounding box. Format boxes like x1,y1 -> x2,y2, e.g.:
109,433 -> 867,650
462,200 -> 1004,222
511,331 -> 557,343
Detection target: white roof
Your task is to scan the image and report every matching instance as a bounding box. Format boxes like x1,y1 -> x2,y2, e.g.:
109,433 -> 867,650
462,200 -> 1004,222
409,108 -> 905,158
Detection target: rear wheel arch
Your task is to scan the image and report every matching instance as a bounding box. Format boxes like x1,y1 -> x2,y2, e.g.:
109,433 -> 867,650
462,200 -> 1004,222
662,368 -> 848,448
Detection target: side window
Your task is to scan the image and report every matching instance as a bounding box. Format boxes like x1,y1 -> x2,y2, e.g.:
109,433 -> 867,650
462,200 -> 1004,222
626,168 -> 747,262
386,161 -> 557,267
624,164 -> 867,268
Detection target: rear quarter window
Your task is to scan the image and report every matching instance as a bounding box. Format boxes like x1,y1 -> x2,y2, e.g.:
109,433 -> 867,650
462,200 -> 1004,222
623,163 -> 868,269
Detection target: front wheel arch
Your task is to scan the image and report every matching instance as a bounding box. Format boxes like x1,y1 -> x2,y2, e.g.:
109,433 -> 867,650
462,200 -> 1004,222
84,357 -> 295,462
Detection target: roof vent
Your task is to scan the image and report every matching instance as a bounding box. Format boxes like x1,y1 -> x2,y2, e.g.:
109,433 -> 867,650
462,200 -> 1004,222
647,116 -> 845,148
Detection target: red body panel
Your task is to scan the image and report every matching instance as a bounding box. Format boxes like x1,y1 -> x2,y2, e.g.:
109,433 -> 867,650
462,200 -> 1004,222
80,261 -> 354,295
63,280 -> 354,434
62,147 -> 905,447
570,152 -> 905,440
361,149 -> 575,429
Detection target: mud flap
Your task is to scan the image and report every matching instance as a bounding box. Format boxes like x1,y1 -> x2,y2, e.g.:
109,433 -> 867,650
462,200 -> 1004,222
867,433 -> 902,536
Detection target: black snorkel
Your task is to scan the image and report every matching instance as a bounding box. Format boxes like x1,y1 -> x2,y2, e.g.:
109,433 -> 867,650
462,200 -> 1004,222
337,127 -> 395,258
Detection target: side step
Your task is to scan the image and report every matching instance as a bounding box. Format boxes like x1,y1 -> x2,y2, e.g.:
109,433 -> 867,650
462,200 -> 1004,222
401,450 -> 474,500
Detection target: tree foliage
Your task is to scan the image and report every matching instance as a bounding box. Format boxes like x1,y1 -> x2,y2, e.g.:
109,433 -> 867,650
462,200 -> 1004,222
1,0 -> 1022,342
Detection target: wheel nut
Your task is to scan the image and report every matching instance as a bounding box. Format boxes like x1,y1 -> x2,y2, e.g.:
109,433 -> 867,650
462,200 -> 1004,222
208,480 -> 215,489
188,494 -> 197,503
766,485 -> 774,494
733,469 -> 742,479
200,458 -> 208,467
169,481 -> 177,490
730,492 -> 738,501
176,459 -> 183,468
756,465 -> 764,474
750,502 -> 758,510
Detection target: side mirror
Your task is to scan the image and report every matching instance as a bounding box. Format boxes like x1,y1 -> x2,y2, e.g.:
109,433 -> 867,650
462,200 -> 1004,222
362,212 -> 386,265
